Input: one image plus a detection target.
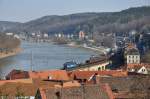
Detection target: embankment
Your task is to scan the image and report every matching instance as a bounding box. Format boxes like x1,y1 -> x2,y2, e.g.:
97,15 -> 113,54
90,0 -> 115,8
0,48 -> 22,59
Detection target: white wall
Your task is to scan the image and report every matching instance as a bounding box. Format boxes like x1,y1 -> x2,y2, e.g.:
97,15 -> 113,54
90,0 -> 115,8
127,55 -> 140,64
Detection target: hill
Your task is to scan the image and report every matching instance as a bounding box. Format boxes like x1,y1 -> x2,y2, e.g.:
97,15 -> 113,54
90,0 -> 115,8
0,21 -> 21,33
1,6 -> 150,34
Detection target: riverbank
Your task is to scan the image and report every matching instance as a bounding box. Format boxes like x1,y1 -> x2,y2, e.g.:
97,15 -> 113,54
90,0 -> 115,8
0,47 -> 22,59
67,42 -> 107,54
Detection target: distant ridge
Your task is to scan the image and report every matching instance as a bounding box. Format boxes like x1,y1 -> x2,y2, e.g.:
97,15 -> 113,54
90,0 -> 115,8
0,6 -> 150,34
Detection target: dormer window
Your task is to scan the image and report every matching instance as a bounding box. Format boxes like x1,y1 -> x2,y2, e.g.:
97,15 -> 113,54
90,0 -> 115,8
48,75 -> 52,80
142,69 -> 145,72
131,69 -> 135,72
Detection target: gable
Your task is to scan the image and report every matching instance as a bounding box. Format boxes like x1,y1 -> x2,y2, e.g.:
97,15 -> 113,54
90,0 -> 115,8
138,66 -> 148,74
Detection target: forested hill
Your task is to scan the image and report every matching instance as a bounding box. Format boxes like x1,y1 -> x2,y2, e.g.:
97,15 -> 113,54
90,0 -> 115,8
0,6 -> 150,34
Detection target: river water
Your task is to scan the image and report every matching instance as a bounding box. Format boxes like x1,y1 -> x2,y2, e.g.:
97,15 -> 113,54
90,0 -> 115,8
0,42 -> 98,78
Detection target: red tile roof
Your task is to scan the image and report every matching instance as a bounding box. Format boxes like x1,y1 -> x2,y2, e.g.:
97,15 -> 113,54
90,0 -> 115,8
127,63 -> 150,69
0,78 -> 64,98
38,84 -> 112,99
0,79 -> 33,86
61,81 -> 81,88
69,70 -> 127,80
126,43 -> 136,49
29,70 -> 70,81
5,69 -> 29,80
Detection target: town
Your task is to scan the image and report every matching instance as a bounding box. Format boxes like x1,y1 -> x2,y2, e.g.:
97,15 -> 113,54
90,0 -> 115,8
0,30 -> 150,99
0,2 -> 150,99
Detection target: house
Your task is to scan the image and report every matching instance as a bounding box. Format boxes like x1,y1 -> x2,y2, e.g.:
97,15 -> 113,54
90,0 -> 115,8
127,63 -> 150,74
68,70 -> 127,84
35,84 -> 114,99
5,69 -> 29,80
0,79 -> 35,99
6,69 -> 70,81
0,77 -> 67,99
98,75 -> 150,99
126,47 -> 140,64
29,70 -> 70,81
137,66 -> 148,74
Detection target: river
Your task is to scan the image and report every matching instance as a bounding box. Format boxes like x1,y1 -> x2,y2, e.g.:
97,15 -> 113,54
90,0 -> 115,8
0,42 -> 98,78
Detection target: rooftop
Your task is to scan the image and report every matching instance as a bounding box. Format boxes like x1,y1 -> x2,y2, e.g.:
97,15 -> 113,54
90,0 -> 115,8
6,69 -> 29,80
38,84 -> 112,99
0,78 -> 63,97
127,63 -> 150,69
126,48 -> 140,55
99,75 -> 150,98
69,70 -> 127,81
25,70 -> 70,81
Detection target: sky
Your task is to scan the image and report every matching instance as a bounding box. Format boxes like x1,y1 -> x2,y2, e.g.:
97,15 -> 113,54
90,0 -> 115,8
0,0 -> 149,22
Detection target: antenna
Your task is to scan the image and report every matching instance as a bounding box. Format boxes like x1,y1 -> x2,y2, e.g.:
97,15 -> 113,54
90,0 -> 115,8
30,51 -> 33,71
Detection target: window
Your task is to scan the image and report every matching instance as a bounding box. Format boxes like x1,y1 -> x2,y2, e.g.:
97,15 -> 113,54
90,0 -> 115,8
142,69 -> 145,72
112,88 -> 118,93
16,96 -> 30,99
98,67 -> 101,70
102,66 -> 105,70
128,60 -> 130,63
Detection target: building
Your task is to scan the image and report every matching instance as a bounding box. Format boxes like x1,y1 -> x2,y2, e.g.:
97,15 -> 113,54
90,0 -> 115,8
6,32 -> 13,36
0,78 -> 66,99
0,79 -> 35,99
125,44 -> 140,64
98,75 -> 150,99
35,84 -> 114,99
29,70 -> 70,81
79,31 -> 85,40
6,69 -> 29,80
127,63 -> 150,74
5,70 -> 70,81
68,70 -> 127,84
43,33 -> 48,38
1,70 -> 71,99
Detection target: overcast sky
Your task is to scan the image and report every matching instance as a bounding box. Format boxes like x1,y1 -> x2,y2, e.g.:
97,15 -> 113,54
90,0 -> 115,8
0,0 -> 149,22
